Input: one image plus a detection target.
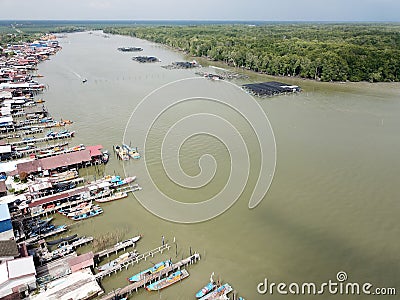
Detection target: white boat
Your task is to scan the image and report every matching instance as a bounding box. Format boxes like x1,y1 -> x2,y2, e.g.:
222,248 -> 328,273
95,192 -> 128,203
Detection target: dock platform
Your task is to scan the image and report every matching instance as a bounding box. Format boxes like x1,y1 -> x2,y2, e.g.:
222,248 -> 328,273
95,236 -> 141,261
98,253 -> 201,300
95,243 -> 170,280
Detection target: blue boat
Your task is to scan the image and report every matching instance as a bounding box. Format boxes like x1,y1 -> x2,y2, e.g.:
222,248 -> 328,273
198,283 -> 233,300
196,282 -> 217,298
146,269 -> 189,291
128,260 -> 172,282
72,207 -> 103,221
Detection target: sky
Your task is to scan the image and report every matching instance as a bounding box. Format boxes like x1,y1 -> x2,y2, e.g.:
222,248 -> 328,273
0,0 -> 399,22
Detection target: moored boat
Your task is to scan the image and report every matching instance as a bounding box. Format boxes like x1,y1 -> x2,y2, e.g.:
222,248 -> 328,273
97,251 -> 137,272
198,283 -> 233,300
122,144 -> 141,159
95,191 -> 128,203
110,175 -> 136,187
146,269 -> 189,291
128,260 -> 172,282
196,281 -> 217,298
72,206 -> 103,221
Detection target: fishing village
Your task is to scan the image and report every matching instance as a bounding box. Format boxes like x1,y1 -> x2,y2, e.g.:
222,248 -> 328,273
0,33 -> 246,300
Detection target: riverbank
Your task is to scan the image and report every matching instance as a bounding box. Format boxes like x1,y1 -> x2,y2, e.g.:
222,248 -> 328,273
104,23 -> 400,83
6,31 -> 398,300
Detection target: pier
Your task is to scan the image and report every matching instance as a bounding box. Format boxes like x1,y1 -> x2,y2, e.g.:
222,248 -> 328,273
98,253 -> 201,300
95,243 -> 170,280
8,132 -> 74,146
94,236 -> 142,261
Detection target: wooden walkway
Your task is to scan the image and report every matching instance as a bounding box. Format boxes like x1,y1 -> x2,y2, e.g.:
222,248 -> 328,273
8,132 -> 74,146
95,244 -> 170,280
98,253 -> 201,300
94,236 -> 141,261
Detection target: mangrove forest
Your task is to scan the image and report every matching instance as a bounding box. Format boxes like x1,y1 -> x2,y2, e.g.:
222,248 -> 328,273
104,24 -> 400,82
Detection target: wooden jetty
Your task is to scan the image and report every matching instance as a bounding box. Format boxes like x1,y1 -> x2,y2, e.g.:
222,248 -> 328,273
98,253 -> 201,300
71,236 -> 93,249
17,142 -> 69,156
8,132 -> 74,146
95,236 -> 142,261
115,184 -> 142,193
95,243 -> 170,280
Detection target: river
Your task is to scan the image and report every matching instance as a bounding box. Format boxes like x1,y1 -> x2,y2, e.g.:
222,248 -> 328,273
37,31 -> 400,299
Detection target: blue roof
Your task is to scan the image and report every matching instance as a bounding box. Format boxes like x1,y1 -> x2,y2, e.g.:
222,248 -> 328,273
0,204 -> 11,222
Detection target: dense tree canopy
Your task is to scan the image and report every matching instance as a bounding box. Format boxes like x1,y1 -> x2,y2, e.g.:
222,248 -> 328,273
104,24 -> 400,82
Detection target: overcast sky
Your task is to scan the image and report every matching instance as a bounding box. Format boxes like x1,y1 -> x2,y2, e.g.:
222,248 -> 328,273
0,0 -> 399,21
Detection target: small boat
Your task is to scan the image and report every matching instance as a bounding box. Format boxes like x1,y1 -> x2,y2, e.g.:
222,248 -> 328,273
198,283 -> 233,300
82,79 -> 87,83
122,144 -> 141,159
95,192 -> 128,203
196,282 -> 217,298
58,202 -> 92,217
115,235 -> 142,247
146,269 -> 189,291
110,175 -> 136,188
35,98 -> 45,103
128,260 -> 172,282
117,47 -> 143,52
114,145 -> 129,160
101,150 -> 110,163
97,251 -> 137,272
46,234 -> 78,246
72,206 -> 103,221
61,119 -> 73,125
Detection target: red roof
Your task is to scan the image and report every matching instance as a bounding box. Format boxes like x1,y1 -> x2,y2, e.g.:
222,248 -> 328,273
68,251 -> 94,273
17,150 -> 92,175
28,186 -> 88,208
86,145 -> 103,157
40,150 -> 91,170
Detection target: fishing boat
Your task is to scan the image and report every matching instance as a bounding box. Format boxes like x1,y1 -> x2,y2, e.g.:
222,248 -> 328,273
97,251 -> 137,272
102,150 -> 110,163
117,46 -> 143,52
115,235 -> 141,247
110,175 -> 136,188
198,283 -> 233,300
58,201 -> 92,217
46,234 -> 78,246
128,260 -> 172,282
146,269 -> 189,291
196,282 -> 217,298
95,191 -> 128,203
72,206 -> 103,221
196,272 -> 217,298
122,144 -> 141,159
114,145 -> 129,160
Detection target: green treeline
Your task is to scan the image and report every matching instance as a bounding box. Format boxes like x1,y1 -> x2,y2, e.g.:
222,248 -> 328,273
104,24 -> 400,82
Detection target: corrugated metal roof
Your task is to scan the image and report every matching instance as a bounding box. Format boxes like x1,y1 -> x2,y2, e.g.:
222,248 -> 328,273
17,150 -> 92,175
68,251 -> 94,272
86,145 -> 103,157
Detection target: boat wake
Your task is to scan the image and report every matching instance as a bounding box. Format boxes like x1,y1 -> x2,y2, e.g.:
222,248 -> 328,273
71,71 -> 82,79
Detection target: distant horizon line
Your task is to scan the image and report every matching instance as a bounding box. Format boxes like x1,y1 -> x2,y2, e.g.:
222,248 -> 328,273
0,19 -> 399,24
